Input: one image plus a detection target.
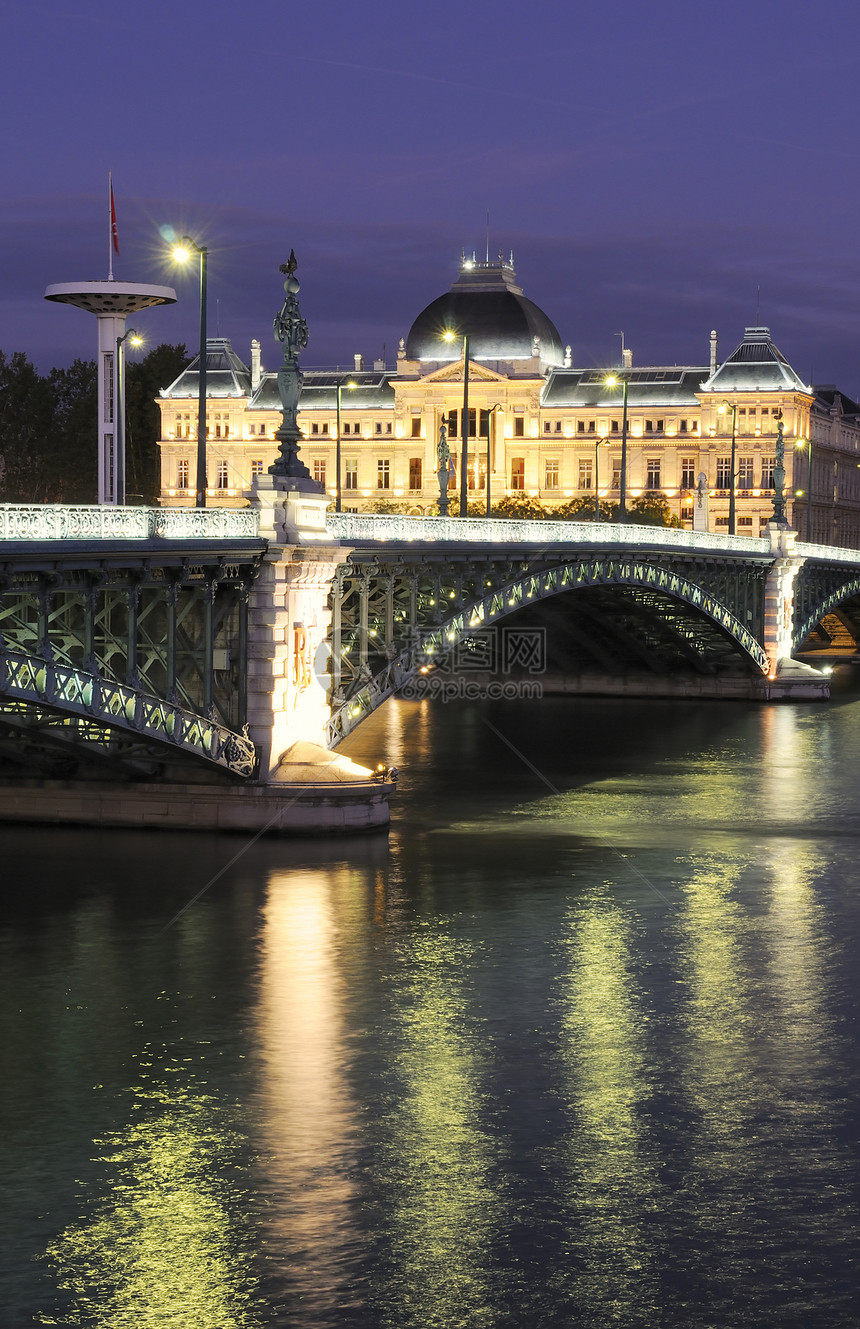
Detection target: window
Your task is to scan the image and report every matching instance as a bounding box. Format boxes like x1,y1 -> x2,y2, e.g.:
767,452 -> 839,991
544,420 -> 562,435
386,422 -> 392,434
103,352 -> 114,423
588,420 -> 596,433
715,517 -> 730,528
544,420 -> 552,434
345,460 -> 358,490
681,504 -> 694,523
468,457 -> 486,490
738,516 -> 753,528
409,457 -> 422,490
611,459 -> 622,489
311,422 -> 319,435
377,458 -> 390,489
511,458 -> 525,490
610,419 -> 619,433
479,410 -> 491,438
214,412 -> 229,439
177,459 -> 190,488
737,456 -> 754,489
645,420 -> 664,434
216,460 -> 229,489
716,457 -> 732,488
577,420 -> 586,434
577,459 -> 593,490
646,458 -> 661,489
250,458 -> 263,476
514,417 -> 525,438
545,459 -> 560,489
446,409 -> 459,439
322,422 -> 329,435
691,420 -> 699,433
411,417 -> 422,438
761,456 -> 776,488
681,457 -> 696,489
680,419 -> 688,433
175,412 -> 191,439
313,459 -> 326,485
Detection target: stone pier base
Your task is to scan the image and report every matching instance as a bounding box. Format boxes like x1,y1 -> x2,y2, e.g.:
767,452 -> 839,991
0,775 -> 392,835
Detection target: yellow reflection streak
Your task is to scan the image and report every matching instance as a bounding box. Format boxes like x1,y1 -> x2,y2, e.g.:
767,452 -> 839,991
557,895 -> 662,1321
39,1065 -> 261,1329
380,928 -> 500,1329
255,869 -> 362,1314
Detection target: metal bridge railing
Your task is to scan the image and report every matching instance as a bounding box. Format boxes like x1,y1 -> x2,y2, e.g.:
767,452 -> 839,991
325,512 -> 773,555
0,505 -> 260,541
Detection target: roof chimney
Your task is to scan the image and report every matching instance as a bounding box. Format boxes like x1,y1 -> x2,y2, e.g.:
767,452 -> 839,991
250,338 -> 262,391
622,347 -> 633,368
373,358 -> 385,372
710,330 -> 718,375
354,353 -> 364,372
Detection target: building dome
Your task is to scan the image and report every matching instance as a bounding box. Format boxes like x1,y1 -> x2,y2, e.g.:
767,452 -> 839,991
405,256 -> 565,366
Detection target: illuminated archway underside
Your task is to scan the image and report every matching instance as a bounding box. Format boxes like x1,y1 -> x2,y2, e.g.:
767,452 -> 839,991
0,647 -> 256,777
328,558 -> 768,744
794,576 -> 860,649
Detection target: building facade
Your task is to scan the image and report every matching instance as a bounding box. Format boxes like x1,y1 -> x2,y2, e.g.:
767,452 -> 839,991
157,256 -> 860,546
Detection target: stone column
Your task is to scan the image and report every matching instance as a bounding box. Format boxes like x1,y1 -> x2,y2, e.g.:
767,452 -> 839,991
247,476 -> 351,779
759,522 -> 828,696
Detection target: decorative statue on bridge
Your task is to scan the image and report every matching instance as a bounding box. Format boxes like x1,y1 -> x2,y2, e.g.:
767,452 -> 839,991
437,420 -> 453,517
269,251 -> 316,485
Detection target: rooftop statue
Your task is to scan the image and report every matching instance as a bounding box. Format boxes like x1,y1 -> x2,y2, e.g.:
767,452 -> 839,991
270,251 -> 314,483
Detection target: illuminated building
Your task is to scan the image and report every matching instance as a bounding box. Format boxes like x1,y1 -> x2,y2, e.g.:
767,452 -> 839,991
157,257 -> 860,545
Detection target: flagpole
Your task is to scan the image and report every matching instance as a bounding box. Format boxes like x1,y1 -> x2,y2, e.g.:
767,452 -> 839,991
108,171 -> 114,281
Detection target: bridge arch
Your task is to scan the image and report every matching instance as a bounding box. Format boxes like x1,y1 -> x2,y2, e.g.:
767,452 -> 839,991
793,573 -> 860,650
0,645 -> 256,777
328,555 -> 769,743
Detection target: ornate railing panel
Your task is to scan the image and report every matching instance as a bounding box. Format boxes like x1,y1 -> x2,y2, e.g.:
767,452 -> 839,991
326,512 -> 774,555
0,647 -> 256,777
0,505 -> 260,541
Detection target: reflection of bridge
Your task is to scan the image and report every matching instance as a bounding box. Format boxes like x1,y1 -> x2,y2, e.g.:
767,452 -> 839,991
2,493 -> 860,827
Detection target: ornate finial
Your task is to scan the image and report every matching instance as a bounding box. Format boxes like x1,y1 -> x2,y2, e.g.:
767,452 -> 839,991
279,249 -> 298,277
437,420 -> 452,517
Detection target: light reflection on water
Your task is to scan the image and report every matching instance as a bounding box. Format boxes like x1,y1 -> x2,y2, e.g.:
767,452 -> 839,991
4,695 -> 860,1326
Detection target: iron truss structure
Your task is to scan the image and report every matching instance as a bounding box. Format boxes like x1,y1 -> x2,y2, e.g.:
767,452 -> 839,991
0,537 -> 265,779
793,556 -> 860,649
327,541 -> 774,744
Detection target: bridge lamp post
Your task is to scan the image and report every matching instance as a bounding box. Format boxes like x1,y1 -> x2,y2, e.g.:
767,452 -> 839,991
442,328 -> 470,517
487,404 -> 503,517
604,374 -> 629,520
171,237 -> 208,508
335,379 -> 357,513
795,437 -> 812,540
717,400 -> 738,535
115,329 -> 143,505
593,436 -> 610,522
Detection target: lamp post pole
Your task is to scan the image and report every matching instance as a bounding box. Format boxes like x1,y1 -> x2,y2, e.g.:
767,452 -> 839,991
717,400 -> 738,534
605,375 -> 629,519
335,383 -> 343,514
171,236 -> 208,507
115,329 -> 141,506
806,438 -> 813,539
487,404 -> 502,517
460,333 -> 470,517
594,436 -> 608,522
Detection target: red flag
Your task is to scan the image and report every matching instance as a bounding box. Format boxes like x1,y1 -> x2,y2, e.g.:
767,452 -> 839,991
110,180 -> 119,255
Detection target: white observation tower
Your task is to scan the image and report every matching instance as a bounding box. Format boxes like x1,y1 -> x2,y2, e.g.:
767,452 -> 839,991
44,279 -> 176,504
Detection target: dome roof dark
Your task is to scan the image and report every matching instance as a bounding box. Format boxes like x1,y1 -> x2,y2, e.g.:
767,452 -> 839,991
405,258 -> 565,366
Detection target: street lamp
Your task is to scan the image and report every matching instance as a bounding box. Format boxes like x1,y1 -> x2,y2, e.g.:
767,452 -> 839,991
115,329 -> 143,505
795,437 -> 812,540
604,374 -> 629,519
442,328 -> 470,517
594,436 -> 609,522
172,236 -> 208,507
335,379 -> 357,513
487,403 -> 503,517
717,399 -> 738,535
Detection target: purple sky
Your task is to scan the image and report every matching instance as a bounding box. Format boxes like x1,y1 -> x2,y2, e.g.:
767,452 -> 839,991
4,0 -> 860,393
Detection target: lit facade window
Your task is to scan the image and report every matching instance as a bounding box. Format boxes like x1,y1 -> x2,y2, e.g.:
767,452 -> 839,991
545,459 -> 560,488
716,457 -> 732,488
577,459 -> 592,490
345,460 -> 358,490
511,457 -> 525,490
409,457 -> 422,490
250,458 -> 263,475
377,458 -> 390,489
737,456 -> 754,488
680,457 -> 696,489
646,458 -> 661,489
177,459 -> 189,488
216,460 -> 229,489
761,456 -> 776,488
313,459 -> 326,485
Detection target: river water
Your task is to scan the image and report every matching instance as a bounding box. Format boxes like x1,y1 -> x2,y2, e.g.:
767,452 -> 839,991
3,686 -> 860,1327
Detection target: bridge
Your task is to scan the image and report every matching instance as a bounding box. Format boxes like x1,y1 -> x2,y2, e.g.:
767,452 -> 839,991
1,484 -> 858,829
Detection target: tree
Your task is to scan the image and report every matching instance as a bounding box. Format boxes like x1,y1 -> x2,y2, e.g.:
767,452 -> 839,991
49,358 -> 97,502
554,495 -> 618,521
125,344 -> 189,504
492,494 -> 549,520
629,493 -> 682,527
0,351 -> 58,502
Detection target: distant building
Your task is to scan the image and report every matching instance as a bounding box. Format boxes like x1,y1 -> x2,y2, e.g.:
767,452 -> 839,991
157,256 -> 860,545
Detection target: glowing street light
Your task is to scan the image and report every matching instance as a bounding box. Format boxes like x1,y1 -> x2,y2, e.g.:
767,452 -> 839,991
717,399 -> 738,534
335,379 -> 357,513
604,373 -> 629,519
442,328 -> 470,517
795,436 -> 813,539
115,329 -> 143,505
171,236 -> 208,507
